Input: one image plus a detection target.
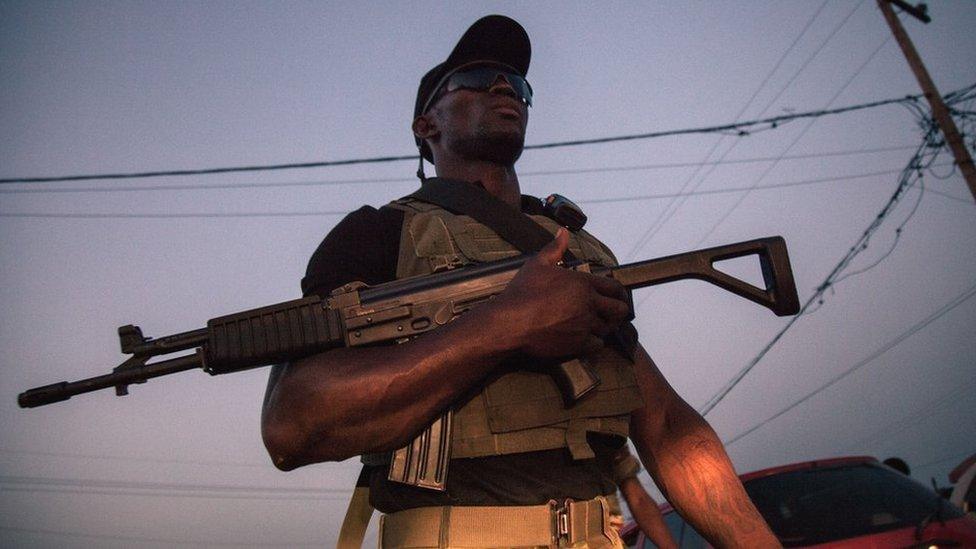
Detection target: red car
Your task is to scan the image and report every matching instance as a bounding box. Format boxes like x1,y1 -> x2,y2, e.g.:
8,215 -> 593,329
621,456 -> 976,548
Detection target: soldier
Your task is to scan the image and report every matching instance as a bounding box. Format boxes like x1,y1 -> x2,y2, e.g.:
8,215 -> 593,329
262,15 -> 779,548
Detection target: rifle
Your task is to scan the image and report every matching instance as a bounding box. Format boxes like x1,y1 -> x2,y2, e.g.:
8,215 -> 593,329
18,236 -> 800,488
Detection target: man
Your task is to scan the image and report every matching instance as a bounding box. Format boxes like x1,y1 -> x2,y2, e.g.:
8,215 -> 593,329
261,15 -> 779,548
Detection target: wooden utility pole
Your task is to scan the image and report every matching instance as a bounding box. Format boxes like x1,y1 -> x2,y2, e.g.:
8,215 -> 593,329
877,0 -> 976,202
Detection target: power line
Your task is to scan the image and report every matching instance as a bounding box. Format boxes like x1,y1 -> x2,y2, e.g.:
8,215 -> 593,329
698,119 -> 944,417
693,32 -> 893,247
697,84 -> 976,408
624,0 -> 867,260
0,447 -> 268,469
845,380 -> 976,452
723,281 -> 976,447
622,0 -> 832,256
0,91 -> 931,186
0,526 -> 322,547
0,211 -> 348,219
3,162 -> 966,220
632,30 -> 901,316
0,474 -> 350,500
0,144 -> 919,195
578,163 -> 952,204
0,485 -> 349,501
0,155 -> 417,185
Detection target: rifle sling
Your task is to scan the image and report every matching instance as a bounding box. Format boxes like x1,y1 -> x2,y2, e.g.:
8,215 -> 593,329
409,178 -> 578,261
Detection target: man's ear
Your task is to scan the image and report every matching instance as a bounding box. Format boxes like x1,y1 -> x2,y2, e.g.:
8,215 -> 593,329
412,114 -> 439,141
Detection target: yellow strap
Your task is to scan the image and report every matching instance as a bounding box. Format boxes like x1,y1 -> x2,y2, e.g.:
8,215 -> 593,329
380,504 -> 552,547
337,487 -> 374,549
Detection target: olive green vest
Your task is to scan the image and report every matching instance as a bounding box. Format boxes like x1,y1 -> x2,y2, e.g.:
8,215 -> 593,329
386,197 -> 644,460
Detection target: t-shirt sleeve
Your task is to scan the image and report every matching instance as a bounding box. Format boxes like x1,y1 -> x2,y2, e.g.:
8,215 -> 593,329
300,205 -> 404,298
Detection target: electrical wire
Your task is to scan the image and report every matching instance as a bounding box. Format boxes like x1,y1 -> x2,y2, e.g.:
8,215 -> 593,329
698,117 -> 945,417
3,163 -> 958,220
577,163 -> 951,204
0,447 -> 267,469
623,0 -> 867,260
632,33 -> 904,316
0,144 -> 919,195
0,485 -> 349,501
693,33 -> 894,248
0,90 -> 933,186
0,526 -> 322,547
3,162 -> 966,220
846,380 -> 976,452
0,474 -> 350,500
829,177 -> 924,287
723,280 -> 976,447
0,211 -> 348,219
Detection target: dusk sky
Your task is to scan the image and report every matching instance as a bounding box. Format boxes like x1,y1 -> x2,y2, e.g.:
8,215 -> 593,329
1,2 -> 974,547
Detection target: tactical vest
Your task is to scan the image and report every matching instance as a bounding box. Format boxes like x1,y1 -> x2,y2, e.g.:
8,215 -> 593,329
385,197 -> 644,461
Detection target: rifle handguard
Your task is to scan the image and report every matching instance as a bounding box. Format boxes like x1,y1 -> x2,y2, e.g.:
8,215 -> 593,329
203,296 -> 344,374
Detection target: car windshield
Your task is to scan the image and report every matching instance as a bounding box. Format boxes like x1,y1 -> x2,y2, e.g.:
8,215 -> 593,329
743,462 -> 963,546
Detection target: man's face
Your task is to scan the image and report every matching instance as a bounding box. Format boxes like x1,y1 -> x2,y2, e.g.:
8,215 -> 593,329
425,64 -> 530,165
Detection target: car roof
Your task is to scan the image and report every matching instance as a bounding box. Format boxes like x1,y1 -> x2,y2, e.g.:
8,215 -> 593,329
738,455 -> 879,483
627,455 -> 882,523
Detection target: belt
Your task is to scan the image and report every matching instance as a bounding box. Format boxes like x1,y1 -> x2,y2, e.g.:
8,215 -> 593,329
379,496 -> 622,548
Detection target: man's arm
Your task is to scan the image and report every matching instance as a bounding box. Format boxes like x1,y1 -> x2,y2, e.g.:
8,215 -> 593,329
629,346 -> 781,547
618,476 -> 677,549
262,229 -> 631,470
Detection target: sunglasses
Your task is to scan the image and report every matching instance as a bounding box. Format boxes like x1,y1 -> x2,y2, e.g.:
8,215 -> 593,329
426,66 -> 534,112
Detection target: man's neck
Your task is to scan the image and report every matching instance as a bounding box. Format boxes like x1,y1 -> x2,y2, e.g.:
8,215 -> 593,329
434,160 -> 521,209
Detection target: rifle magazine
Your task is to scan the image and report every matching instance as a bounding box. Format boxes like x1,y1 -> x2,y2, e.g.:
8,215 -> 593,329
388,410 -> 453,491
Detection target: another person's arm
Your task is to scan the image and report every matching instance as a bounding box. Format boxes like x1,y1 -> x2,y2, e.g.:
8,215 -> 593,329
629,347 -> 781,547
262,229 -> 631,469
611,450 -> 677,549
618,477 -> 677,549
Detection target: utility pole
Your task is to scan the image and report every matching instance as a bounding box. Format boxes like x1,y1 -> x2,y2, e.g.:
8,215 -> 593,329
876,0 -> 976,202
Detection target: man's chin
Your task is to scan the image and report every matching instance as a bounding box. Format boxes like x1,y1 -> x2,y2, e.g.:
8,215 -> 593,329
455,134 -> 525,165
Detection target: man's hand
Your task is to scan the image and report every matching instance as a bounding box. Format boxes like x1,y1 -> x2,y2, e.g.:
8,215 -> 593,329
489,227 -> 631,358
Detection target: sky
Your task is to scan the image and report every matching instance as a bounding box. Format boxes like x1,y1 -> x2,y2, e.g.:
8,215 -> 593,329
1,1 -> 974,547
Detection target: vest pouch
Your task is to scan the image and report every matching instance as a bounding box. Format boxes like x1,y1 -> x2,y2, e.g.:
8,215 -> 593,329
483,350 -> 643,434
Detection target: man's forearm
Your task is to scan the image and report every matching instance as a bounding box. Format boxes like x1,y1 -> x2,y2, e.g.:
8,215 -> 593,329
261,300 -> 517,469
635,409 -> 778,546
629,348 -> 780,547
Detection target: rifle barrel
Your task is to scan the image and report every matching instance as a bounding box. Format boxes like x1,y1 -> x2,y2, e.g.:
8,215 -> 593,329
18,353 -> 203,408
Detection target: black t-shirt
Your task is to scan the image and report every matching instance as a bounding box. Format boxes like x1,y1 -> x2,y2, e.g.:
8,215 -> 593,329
304,203 -> 622,512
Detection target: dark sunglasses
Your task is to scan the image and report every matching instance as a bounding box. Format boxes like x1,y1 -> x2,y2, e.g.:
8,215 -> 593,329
429,66 -> 534,111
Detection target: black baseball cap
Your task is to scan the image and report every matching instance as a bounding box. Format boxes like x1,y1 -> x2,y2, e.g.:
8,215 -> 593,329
413,15 -> 531,162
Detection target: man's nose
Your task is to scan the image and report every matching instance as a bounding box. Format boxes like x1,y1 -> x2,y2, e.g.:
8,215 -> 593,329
488,74 -> 518,99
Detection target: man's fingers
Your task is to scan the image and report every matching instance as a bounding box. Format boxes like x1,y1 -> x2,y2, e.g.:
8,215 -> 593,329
587,274 -> 630,303
536,227 -> 570,266
583,335 -> 605,355
591,292 -> 632,324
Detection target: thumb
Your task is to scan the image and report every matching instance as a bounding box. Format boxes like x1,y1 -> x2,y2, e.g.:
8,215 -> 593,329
537,227 -> 570,265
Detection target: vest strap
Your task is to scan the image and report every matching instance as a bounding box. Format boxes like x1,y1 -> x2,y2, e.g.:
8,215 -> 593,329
409,178 -> 578,261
